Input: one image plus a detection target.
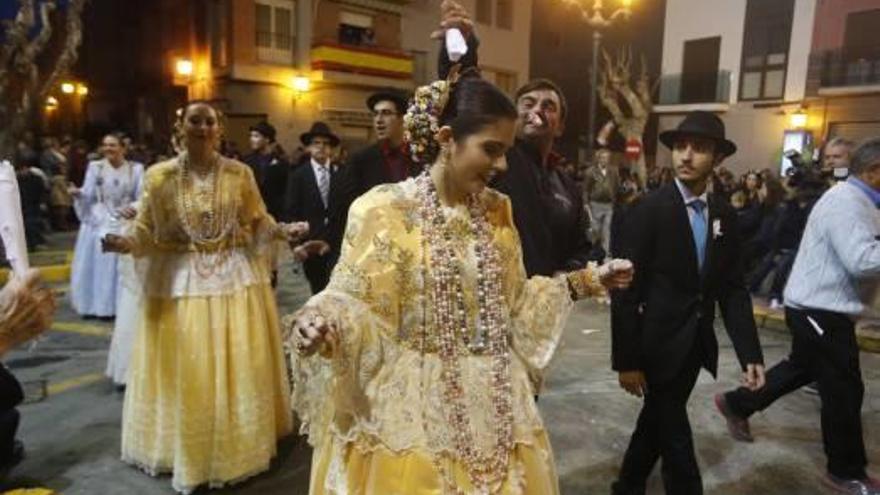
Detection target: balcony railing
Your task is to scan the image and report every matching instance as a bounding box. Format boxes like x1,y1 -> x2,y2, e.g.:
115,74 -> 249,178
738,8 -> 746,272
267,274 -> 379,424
812,49 -> 880,88
658,70 -> 731,105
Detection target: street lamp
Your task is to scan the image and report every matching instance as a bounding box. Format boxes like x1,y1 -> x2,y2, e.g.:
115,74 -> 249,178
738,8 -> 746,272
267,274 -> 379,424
76,83 -> 89,96
559,0 -> 632,160
175,59 -> 194,77
61,82 -> 76,94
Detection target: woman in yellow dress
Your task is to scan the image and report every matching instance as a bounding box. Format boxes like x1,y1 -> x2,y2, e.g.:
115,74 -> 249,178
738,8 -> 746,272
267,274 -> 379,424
286,75 -> 634,494
103,101 -> 306,493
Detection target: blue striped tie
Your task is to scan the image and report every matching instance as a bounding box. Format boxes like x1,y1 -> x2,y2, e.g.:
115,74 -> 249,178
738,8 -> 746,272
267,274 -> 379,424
689,199 -> 707,271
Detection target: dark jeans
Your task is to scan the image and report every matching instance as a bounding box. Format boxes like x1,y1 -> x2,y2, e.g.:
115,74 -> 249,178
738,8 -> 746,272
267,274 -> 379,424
748,249 -> 796,299
725,307 -> 867,480
614,345 -> 704,495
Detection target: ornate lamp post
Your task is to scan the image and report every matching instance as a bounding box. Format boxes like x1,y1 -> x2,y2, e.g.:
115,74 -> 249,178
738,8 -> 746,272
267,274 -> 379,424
559,0 -> 632,160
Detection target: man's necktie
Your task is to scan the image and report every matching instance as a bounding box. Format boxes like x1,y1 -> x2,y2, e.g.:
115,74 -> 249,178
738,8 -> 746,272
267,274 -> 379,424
317,166 -> 330,209
689,199 -> 707,271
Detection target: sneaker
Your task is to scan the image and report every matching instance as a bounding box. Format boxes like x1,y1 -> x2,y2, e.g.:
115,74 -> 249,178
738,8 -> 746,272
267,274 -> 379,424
823,473 -> 880,495
714,393 -> 754,442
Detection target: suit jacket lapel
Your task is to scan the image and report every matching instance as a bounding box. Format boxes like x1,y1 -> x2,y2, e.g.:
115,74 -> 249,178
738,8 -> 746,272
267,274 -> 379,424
665,184 -> 701,287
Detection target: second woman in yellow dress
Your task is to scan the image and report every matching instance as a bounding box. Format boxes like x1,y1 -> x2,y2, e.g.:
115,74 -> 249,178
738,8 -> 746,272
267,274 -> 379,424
104,101 -> 306,494
287,75 -> 634,494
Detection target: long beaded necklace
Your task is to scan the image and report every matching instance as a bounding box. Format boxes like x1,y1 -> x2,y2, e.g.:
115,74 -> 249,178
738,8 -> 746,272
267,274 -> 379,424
416,172 -> 514,493
175,152 -> 238,277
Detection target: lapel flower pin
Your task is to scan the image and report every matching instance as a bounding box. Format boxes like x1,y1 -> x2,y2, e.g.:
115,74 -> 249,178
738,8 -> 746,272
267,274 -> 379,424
713,218 -> 723,239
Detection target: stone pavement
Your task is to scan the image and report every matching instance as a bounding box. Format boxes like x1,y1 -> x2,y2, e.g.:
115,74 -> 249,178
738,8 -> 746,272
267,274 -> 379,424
0,234 -> 877,494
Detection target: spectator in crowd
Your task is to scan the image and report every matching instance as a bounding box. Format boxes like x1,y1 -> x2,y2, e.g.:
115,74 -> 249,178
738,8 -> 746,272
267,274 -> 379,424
822,137 -> 854,183
746,175 -> 792,307
13,152 -> 47,251
67,139 -> 90,188
585,148 -> 618,256
741,169 -> 763,207
284,122 -> 342,294
243,121 -> 290,221
39,136 -> 72,231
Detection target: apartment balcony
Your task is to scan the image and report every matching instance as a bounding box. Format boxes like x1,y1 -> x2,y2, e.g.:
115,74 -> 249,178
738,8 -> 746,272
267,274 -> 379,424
654,70 -> 732,113
809,49 -> 880,96
310,42 -> 414,82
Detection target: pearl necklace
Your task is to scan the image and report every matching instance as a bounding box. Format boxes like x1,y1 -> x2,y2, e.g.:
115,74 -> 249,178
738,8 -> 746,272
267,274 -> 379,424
416,172 -> 513,493
175,153 -> 238,277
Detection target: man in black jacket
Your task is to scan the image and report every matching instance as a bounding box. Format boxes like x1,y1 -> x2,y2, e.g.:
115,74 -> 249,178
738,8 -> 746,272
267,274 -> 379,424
437,3 -> 594,276
242,121 -> 289,221
611,112 -> 765,495
284,122 -> 341,294
323,88 -> 419,266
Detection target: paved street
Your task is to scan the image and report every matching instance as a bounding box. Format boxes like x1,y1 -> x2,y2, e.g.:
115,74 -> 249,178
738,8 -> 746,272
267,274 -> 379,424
1,260 -> 878,494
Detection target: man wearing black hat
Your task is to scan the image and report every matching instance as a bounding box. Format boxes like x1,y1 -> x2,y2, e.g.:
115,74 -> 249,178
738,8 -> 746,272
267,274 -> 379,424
243,121 -> 289,220
323,88 -> 420,265
610,111 -> 765,495
284,122 -> 342,294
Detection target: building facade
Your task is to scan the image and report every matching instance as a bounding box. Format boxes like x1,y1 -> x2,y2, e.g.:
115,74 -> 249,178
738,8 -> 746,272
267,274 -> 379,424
157,0 -> 532,155
654,0 -> 819,176
803,0 -> 880,146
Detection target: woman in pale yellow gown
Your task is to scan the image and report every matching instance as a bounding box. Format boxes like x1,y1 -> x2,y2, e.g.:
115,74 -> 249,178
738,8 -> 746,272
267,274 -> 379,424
104,102 -> 306,493
286,76 -> 634,494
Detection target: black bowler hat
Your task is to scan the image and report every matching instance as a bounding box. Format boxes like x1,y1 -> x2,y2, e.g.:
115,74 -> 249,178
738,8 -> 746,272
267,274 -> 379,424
300,122 -> 340,147
249,121 -> 277,142
366,88 -> 410,115
659,111 -> 737,157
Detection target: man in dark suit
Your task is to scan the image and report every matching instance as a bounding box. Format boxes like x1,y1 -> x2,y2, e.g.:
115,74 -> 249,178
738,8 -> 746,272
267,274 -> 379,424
324,89 -> 420,265
284,122 -> 341,294
242,121 -> 289,221
611,111 -> 766,495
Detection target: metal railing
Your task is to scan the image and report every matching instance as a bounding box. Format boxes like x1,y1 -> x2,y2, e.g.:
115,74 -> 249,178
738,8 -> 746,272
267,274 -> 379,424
813,49 -> 880,88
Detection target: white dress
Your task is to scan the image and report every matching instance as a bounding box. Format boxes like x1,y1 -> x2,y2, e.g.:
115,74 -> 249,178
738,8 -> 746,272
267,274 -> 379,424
105,218 -> 143,385
70,160 -> 144,317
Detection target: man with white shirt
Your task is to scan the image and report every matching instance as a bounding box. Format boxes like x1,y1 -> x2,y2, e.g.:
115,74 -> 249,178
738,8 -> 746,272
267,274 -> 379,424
717,138 -> 880,495
283,122 -> 341,294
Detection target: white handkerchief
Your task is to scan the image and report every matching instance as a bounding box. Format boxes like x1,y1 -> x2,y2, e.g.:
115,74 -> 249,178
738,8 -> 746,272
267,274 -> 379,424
446,28 -> 468,62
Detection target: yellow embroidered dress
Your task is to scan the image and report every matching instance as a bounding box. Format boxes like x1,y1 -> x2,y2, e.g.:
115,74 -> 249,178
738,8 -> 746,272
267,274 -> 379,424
120,158 -> 292,494
289,179 -> 603,494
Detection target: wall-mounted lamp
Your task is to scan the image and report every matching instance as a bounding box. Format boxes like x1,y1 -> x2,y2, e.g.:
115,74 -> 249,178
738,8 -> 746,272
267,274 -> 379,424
291,75 -> 310,94
76,84 -> 89,96
176,59 -> 194,77
61,82 -> 75,94
789,108 -> 808,129
45,96 -> 59,111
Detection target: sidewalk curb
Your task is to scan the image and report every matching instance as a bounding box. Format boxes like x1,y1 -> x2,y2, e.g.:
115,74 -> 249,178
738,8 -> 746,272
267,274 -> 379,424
0,263 -> 71,285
